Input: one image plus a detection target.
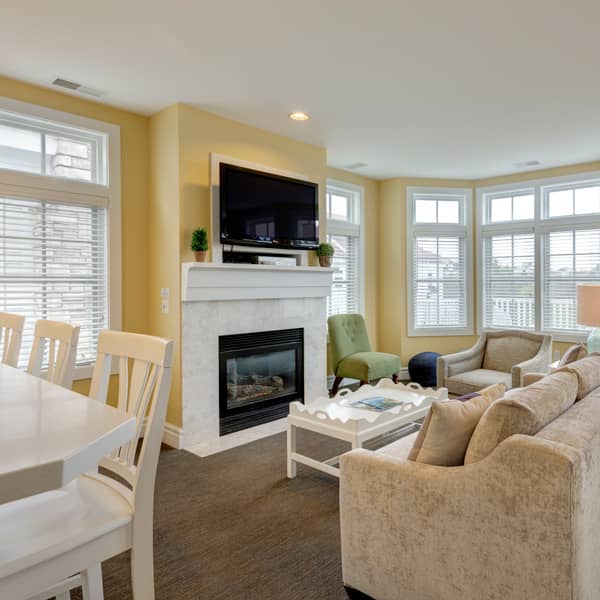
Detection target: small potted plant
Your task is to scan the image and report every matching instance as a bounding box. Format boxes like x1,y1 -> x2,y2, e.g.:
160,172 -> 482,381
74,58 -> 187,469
316,242 -> 334,267
191,227 -> 209,262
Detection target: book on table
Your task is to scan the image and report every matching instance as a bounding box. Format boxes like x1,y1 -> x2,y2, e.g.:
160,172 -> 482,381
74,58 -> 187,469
350,396 -> 403,411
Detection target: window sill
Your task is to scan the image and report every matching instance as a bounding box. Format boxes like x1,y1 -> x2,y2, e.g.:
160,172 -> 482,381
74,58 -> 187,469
408,327 -> 474,337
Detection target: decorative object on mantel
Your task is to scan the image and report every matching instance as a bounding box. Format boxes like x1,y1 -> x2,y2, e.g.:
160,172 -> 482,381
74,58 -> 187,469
316,242 -> 335,267
577,283 -> 600,352
191,227 -> 209,262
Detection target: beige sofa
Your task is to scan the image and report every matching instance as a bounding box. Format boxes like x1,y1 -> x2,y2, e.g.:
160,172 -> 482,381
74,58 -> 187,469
437,330 -> 552,395
340,355 -> 600,600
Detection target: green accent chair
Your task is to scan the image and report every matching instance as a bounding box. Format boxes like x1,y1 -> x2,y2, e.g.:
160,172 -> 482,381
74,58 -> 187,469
328,313 -> 401,396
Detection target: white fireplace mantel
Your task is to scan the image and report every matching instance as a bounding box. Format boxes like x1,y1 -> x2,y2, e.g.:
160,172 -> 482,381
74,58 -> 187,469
181,262 -> 334,302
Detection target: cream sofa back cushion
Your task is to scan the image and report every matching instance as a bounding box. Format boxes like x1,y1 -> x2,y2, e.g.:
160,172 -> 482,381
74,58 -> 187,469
464,371 -> 578,464
482,336 -> 541,373
557,353 -> 600,400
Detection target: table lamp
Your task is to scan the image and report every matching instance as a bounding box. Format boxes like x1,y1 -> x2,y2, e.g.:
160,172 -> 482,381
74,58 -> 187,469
577,284 -> 600,352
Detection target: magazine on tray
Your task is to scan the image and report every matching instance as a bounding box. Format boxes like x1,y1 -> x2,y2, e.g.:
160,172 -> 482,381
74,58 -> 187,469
349,396 -> 403,411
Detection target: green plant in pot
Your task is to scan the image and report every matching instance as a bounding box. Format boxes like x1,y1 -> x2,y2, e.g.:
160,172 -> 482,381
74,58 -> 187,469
191,227 -> 209,262
316,242 -> 335,267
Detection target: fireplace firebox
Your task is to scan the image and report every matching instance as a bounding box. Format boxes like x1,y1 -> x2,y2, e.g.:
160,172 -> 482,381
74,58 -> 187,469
219,328 -> 304,435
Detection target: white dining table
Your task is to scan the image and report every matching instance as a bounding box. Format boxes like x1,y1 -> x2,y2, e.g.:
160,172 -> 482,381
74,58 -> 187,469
0,363 -> 136,504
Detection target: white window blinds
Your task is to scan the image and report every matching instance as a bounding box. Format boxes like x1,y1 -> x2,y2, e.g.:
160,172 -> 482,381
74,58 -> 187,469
327,232 -> 360,315
0,196 -> 108,368
407,187 -> 473,336
326,183 -> 362,317
482,233 -> 535,329
542,228 -> 600,333
413,236 -> 467,329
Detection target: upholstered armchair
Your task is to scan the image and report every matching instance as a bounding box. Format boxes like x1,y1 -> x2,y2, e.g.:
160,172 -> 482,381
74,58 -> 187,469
328,314 -> 400,396
437,330 -> 552,395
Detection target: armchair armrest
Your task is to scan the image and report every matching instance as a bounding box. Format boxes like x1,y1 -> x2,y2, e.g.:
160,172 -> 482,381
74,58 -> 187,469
436,336 -> 486,388
340,436 -> 578,600
511,335 -> 553,388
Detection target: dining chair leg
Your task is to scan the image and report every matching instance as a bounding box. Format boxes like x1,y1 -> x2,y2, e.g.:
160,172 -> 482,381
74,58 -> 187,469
131,525 -> 155,600
81,563 -> 104,600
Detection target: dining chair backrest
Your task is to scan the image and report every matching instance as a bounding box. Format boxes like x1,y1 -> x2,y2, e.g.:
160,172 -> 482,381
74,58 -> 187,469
0,312 -> 25,368
89,330 -> 174,512
27,320 -> 80,389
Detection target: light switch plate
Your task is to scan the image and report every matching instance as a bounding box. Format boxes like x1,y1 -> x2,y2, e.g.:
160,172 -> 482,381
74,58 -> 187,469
160,287 -> 170,298
160,300 -> 169,314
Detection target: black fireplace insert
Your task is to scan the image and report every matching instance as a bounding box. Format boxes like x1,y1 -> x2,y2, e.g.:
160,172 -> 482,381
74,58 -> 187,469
219,328 -> 304,435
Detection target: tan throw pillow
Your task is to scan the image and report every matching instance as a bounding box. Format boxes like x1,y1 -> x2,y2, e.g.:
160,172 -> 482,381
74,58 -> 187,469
558,344 -> 587,367
464,371 -> 578,464
408,383 -> 506,466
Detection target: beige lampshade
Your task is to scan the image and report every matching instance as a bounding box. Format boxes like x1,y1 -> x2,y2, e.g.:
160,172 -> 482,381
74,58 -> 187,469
577,284 -> 600,326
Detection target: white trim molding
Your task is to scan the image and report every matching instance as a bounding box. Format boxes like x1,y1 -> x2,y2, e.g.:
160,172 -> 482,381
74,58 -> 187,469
406,186 -> 474,337
476,170 -> 600,343
182,262 -> 334,302
0,96 -> 122,381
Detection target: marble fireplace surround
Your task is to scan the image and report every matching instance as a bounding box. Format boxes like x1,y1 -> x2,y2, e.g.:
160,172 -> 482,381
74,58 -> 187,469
181,262 -> 333,457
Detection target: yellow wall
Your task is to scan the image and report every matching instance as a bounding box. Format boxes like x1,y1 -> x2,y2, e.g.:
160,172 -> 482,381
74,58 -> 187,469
377,177 -> 477,364
325,166 -> 379,347
148,106 -> 182,425
0,76 -> 149,402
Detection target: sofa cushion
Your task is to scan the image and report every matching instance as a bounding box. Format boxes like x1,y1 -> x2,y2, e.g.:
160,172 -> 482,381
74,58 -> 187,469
407,383 -> 506,466
446,369 -> 512,396
558,344 -> 587,367
482,336 -> 541,373
557,353 -> 600,401
464,371 -> 578,464
335,351 -> 400,382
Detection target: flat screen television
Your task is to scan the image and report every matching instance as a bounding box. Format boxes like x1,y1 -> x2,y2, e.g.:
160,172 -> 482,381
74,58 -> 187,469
219,163 -> 319,250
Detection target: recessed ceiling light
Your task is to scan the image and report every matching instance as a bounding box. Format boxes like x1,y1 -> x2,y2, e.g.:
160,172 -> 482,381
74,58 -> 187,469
289,111 -> 309,121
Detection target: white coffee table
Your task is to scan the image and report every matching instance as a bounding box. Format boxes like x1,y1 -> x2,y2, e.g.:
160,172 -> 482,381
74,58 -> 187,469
286,379 -> 447,478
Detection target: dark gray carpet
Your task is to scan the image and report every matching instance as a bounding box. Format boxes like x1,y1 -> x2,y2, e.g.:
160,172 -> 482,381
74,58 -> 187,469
73,430 -> 351,599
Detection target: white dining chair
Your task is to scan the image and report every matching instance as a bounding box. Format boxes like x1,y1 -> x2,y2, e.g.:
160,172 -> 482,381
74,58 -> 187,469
26,320 -> 80,389
0,312 -> 25,367
0,330 -> 174,600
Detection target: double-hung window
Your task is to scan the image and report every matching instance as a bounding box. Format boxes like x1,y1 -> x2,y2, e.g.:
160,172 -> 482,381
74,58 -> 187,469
326,182 -> 363,317
478,172 -> 600,340
0,97 -> 121,377
407,187 -> 473,336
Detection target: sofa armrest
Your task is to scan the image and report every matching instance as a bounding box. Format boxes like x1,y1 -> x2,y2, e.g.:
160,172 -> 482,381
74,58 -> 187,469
436,336 -> 486,387
340,436 -> 578,600
511,335 -> 553,387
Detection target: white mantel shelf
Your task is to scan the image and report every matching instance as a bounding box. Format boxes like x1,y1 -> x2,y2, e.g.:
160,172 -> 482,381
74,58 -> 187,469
181,262 -> 334,302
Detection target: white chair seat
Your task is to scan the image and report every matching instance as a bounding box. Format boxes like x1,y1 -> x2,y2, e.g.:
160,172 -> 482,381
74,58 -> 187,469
0,475 -> 131,586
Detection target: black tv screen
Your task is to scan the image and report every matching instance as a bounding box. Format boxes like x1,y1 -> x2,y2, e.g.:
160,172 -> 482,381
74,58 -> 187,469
220,163 -> 319,250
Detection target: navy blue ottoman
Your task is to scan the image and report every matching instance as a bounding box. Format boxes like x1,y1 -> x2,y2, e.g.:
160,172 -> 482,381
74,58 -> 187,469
408,352 -> 441,388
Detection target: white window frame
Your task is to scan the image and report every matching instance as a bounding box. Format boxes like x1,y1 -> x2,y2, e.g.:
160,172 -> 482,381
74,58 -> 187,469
0,96 -> 122,380
477,171 -> 600,342
407,186 -> 474,336
326,179 -> 365,316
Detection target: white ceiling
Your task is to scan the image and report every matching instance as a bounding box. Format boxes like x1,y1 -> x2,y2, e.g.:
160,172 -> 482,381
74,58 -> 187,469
2,0 -> 600,179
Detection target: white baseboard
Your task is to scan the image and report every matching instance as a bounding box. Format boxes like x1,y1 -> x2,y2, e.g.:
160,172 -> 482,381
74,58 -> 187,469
141,418 -> 183,449
161,422 -> 184,449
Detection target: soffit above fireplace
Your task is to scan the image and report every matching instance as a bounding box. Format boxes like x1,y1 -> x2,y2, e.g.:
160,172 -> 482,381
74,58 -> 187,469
181,263 -> 334,302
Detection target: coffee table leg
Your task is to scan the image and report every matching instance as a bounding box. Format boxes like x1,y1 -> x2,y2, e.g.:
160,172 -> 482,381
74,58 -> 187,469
287,422 -> 297,478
